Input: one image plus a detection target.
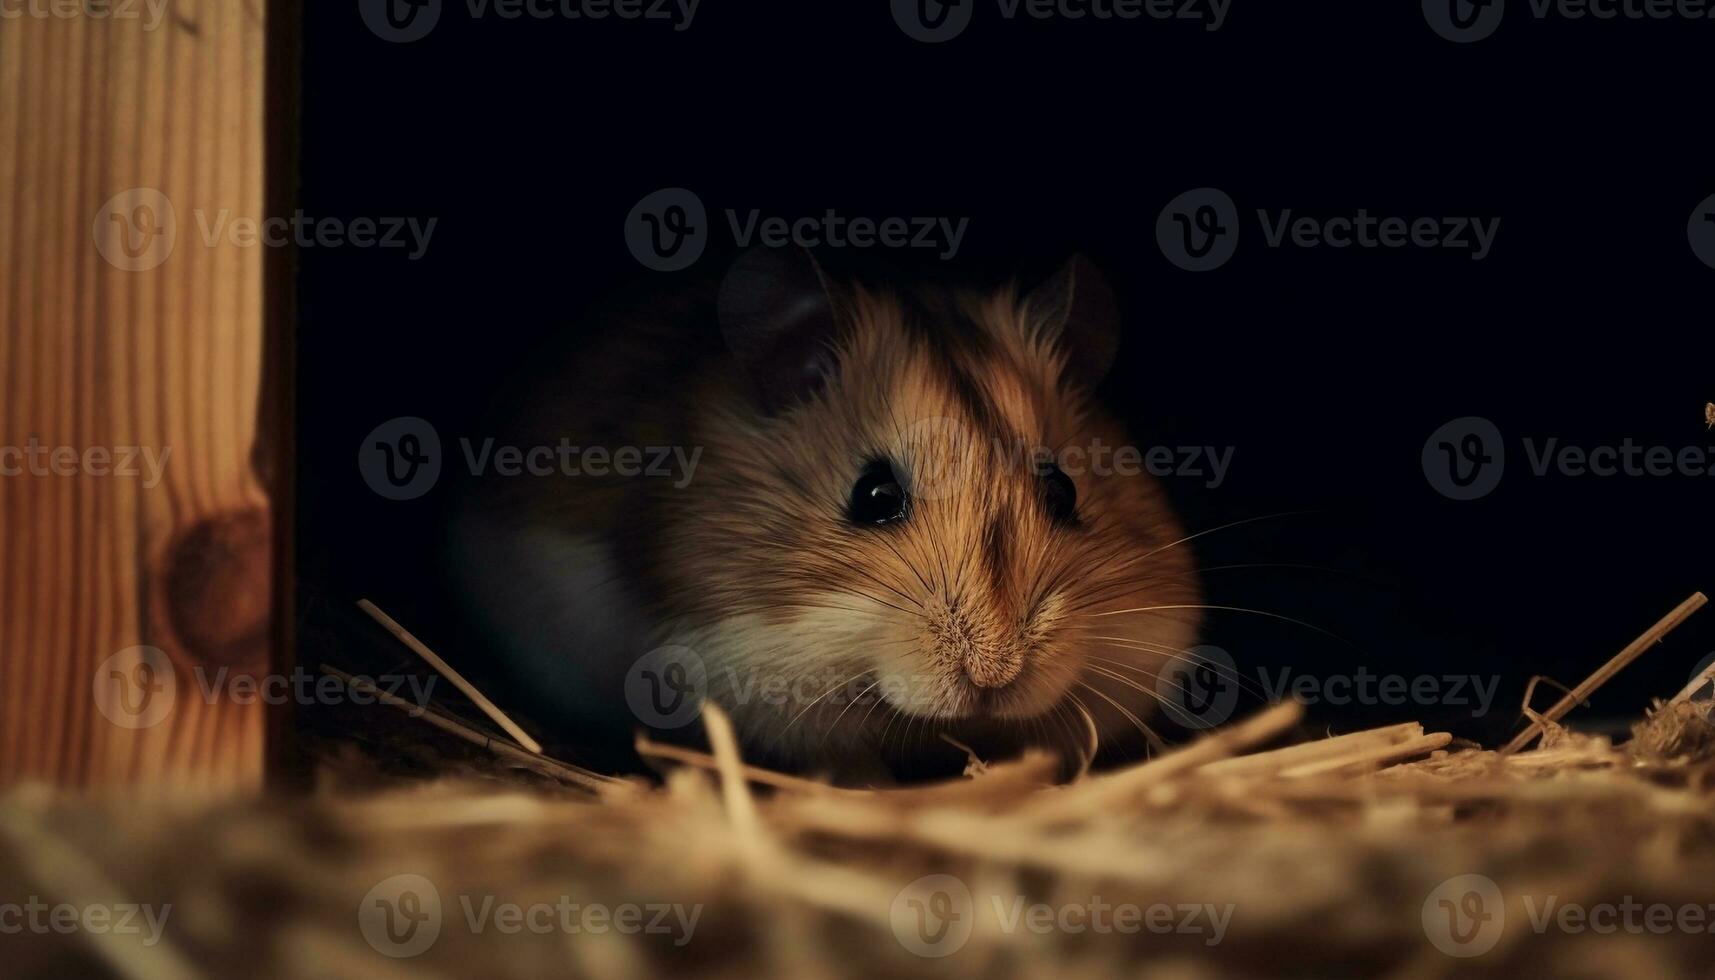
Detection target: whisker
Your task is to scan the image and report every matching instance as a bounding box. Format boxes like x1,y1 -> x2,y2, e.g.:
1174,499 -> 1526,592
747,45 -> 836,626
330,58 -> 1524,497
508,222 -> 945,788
876,532 -> 937,596
1088,603 -> 1359,651
1074,678 -> 1166,753
1087,647 -> 1268,704
818,677 -> 883,747
1186,561 -> 1380,583
1134,509 -> 1321,565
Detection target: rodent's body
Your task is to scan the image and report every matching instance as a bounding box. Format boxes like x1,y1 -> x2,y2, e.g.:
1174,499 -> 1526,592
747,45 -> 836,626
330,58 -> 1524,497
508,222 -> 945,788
449,251 -> 1200,778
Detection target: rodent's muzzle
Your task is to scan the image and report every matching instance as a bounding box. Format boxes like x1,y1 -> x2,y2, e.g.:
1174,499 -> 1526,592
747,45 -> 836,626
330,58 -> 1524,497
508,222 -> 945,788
928,597 -> 1029,692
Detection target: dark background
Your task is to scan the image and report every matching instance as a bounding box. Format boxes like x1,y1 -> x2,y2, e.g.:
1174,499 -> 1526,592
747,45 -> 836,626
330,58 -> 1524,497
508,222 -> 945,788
297,0 -> 1715,758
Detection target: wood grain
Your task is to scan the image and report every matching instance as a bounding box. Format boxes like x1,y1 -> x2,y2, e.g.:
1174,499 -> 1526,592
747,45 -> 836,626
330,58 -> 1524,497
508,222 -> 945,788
0,0 -> 274,788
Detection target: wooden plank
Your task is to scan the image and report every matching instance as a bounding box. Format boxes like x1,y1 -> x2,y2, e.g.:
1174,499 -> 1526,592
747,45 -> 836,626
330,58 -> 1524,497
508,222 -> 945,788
0,0 -> 276,788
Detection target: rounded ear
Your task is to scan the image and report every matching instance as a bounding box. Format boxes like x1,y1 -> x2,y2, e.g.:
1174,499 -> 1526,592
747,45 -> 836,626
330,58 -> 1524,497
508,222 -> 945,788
717,246 -> 842,414
1024,255 -> 1121,388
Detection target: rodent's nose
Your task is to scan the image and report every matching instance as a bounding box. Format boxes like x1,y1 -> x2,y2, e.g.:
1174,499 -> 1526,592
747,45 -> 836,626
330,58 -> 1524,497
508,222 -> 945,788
949,619 -> 1024,689
931,598 -> 1026,690
964,645 -> 1024,689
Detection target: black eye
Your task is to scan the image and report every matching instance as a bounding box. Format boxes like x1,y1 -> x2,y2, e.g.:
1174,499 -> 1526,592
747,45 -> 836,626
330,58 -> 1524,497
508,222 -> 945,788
849,459 -> 908,526
1040,466 -> 1078,525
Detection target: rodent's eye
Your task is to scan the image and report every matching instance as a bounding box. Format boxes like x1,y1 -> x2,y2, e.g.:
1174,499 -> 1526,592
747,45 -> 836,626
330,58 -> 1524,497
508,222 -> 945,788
848,459 -> 908,526
1039,465 -> 1078,526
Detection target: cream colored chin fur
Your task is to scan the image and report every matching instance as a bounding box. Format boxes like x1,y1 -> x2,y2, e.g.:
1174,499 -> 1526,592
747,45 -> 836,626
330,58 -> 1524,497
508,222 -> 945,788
682,589 -> 1199,764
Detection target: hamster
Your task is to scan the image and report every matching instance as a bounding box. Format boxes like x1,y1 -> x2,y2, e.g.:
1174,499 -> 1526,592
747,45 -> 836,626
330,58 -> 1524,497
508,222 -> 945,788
446,248 -> 1201,779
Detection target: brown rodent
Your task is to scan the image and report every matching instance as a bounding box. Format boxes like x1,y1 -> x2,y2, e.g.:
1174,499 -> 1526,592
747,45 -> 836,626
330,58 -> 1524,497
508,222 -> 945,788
447,248 -> 1200,779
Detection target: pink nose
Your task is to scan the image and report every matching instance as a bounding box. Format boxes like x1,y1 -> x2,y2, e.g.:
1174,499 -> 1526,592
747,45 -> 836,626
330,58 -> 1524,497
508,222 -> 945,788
963,645 -> 1024,689
930,596 -> 1027,690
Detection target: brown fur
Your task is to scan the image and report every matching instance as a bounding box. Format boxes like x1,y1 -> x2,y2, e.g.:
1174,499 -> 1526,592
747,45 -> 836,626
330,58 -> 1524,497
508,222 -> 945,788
452,272 -> 1200,774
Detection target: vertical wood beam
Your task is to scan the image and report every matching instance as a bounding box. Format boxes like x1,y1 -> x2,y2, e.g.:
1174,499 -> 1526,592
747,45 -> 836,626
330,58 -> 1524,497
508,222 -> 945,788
0,0 -> 277,789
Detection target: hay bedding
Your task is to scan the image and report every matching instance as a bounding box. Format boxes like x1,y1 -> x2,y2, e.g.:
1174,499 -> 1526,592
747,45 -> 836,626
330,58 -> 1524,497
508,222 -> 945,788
4,601 -> 1715,979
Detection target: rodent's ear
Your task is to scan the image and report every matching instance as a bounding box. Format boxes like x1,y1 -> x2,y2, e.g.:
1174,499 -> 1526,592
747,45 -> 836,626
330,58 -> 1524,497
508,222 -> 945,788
717,246 -> 841,414
1025,255 -> 1121,388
